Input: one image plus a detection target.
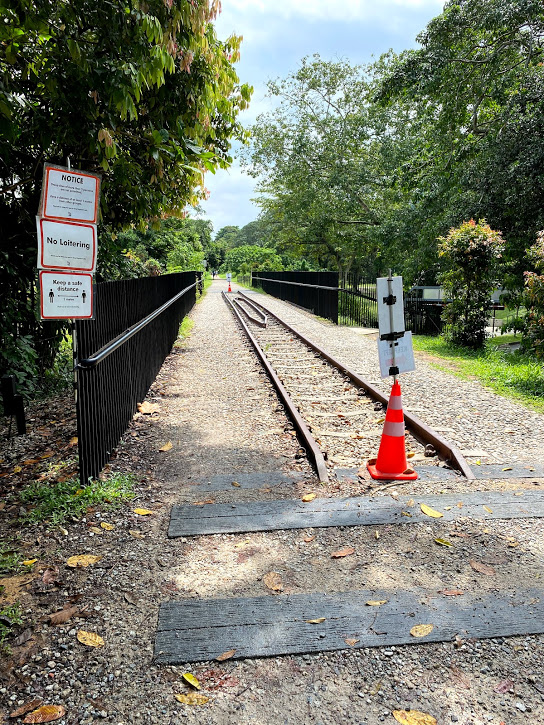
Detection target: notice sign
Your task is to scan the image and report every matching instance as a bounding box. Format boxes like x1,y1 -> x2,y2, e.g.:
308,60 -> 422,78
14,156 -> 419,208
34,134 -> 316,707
36,217 -> 96,272
39,164 -> 101,223
378,331 -> 416,378
39,271 -> 93,320
377,275 -> 405,338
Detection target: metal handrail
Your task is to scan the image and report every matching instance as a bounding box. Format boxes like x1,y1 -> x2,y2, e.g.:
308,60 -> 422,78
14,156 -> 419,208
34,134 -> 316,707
252,275 -> 339,292
77,280 -> 198,369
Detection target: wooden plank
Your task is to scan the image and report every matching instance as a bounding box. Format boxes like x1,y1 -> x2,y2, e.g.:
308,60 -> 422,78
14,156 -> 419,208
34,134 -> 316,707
168,489 -> 544,537
335,466 -> 462,483
154,587 -> 544,663
187,471 -> 303,492
472,463 -> 544,479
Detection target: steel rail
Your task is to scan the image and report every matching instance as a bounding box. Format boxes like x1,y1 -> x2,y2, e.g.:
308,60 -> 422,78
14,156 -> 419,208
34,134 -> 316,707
223,292 -> 329,483
240,292 -> 475,480
77,281 -> 198,369
232,295 -> 268,328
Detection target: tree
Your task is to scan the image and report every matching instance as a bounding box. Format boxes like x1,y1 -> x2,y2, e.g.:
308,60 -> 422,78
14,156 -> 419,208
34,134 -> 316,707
221,245 -> 283,275
0,0 -> 251,388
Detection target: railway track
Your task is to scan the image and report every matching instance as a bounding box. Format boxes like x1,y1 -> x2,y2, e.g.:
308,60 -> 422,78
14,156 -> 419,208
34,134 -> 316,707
223,290 -> 473,483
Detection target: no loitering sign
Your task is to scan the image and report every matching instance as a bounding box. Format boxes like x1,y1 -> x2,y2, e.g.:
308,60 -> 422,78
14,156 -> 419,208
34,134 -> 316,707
36,217 -> 96,273
39,271 -> 94,320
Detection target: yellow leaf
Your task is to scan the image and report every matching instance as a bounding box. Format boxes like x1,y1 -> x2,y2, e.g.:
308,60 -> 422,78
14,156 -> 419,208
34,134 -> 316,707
366,600 -> 387,606
306,617 -> 326,624
76,630 -> 104,647
374,530 -> 380,540
475,459 -> 481,465
301,492 -> 317,502
420,503 -> 443,518
175,693 -> 209,706
401,511 -> 412,517
434,538 -> 453,547
410,624 -> 434,638
134,508 -> 154,515
22,704 -> 66,723
344,637 -> 359,647
444,506 -> 452,510
100,522 -> 114,530
231,481 -> 241,487
69,436 -> 78,446
159,441 -> 173,452
66,554 -> 102,568
13,465 -> 22,473
129,529 -> 144,539
263,571 -> 283,592
392,710 -> 437,725
89,526 -> 102,534
182,673 -> 201,690
23,559 -> 38,566
483,505 -> 493,514
502,467 -> 513,471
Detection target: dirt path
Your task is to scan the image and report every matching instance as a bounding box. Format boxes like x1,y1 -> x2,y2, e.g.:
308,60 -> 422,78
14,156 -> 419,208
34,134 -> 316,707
1,280 -> 544,725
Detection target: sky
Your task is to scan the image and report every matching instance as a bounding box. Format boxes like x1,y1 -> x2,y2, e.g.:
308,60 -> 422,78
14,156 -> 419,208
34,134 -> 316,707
196,0 -> 445,237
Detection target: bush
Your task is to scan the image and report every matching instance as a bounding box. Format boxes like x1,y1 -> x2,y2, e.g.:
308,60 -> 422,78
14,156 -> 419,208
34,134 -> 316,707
438,219 -> 505,348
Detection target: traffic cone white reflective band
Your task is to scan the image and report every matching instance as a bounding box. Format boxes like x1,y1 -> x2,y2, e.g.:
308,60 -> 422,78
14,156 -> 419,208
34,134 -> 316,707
387,395 -> 403,410
382,420 -> 405,437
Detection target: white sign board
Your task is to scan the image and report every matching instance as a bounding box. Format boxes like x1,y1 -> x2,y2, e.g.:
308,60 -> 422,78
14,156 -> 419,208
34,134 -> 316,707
39,271 -> 94,320
378,331 -> 415,378
39,164 -> 101,224
36,218 -> 97,272
377,275 -> 405,337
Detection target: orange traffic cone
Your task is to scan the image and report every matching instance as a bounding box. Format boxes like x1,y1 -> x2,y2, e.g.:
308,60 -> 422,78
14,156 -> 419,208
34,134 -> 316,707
228,281 -> 232,292
367,380 -> 417,480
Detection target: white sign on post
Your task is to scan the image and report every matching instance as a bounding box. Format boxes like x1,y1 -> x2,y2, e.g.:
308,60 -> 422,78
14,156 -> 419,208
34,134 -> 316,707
39,164 -> 101,224
36,217 -> 97,272
376,275 -> 405,337
378,331 -> 416,378
39,271 -> 94,320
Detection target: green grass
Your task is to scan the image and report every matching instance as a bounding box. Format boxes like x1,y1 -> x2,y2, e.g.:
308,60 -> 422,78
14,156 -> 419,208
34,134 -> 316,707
0,542 -> 23,575
0,602 -> 23,653
19,471 -> 136,528
412,335 -> 544,412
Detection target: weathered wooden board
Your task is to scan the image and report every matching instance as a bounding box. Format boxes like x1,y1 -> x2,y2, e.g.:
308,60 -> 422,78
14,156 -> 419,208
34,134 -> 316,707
168,489 -> 544,537
155,587 -> 544,663
336,466 -> 460,483
472,463 -> 544,479
184,471 -> 304,492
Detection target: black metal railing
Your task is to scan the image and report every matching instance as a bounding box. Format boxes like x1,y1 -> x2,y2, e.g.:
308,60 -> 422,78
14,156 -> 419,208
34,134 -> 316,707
252,272 -> 339,323
75,272 -> 198,484
339,273 -> 379,327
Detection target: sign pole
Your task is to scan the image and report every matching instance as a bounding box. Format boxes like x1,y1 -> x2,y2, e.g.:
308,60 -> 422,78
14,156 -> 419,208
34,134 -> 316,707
387,269 -> 398,384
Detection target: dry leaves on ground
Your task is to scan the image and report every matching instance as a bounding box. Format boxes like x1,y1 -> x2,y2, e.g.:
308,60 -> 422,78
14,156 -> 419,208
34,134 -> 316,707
305,617 -> 326,624
301,492 -> 316,502
410,624 -> 434,638
174,693 -> 209,705
22,704 -> 66,723
48,606 -> 82,625
215,649 -> 236,662
182,673 -> 201,690
366,600 -> 387,606
76,630 -> 104,648
133,508 -> 154,516
439,589 -> 464,597
393,710 -> 437,725
9,700 -> 43,719
470,559 -> 496,576
66,555 -> 101,568
420,503 -> 443,518
263,571 -> 283,592
331,546 -> 355,558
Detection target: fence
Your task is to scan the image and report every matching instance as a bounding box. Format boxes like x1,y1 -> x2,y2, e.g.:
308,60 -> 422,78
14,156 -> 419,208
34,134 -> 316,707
252,272 -> 339,323
339,273 -> 379,327
75,272 -> 199,484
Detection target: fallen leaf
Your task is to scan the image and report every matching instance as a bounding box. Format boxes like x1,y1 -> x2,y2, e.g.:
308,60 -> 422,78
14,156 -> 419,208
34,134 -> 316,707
133,508 -> 154,515
13,465 -> 22,473
344,638 -> 359,647
138,401 -> 160,414
420,503 -> 443,518
457,501 -> 464,508
450,666 -> 471,689
306,617 -> 326,624
392,710 -> 437,725
69,437 -> 78,446
40,452 -> 54,459
100,522 -> 114,530
470,559 -> 496,576
483,505 -> 493,514
89,526 -> 102,534
129,530 -> 145,539
23,559 -> 38,566
366,600 -> 387,606
263,571 -> 283,592
439,589 -> 464,597
215,649 -> 236,662
182,673 -> 201,690
407,498 -> 415,507
23,459 -> 40,465
494,679 -> 514,694
502,467 -> 513,472
410,624 -> 434,638
42,566 -> 60,585
193,499 -> 215,506
303,535 -> 315,543
301,492 -> 317,502
374,530 -> 380,539
49,606 -> 80,625
508,541 -> 520,548
370,680 -> 382,695
174,693 -> 209,705
231,481 -> 241,487
401,511 -> 412,517
66,554 -> 102,568
9,699 -> 43,718
434,538 -> 453,547
124,592 -> 138,605
159,441 -> 173,452
331,546 -> 355,558
76,630 -> 104,648
22,705 -> 66,723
